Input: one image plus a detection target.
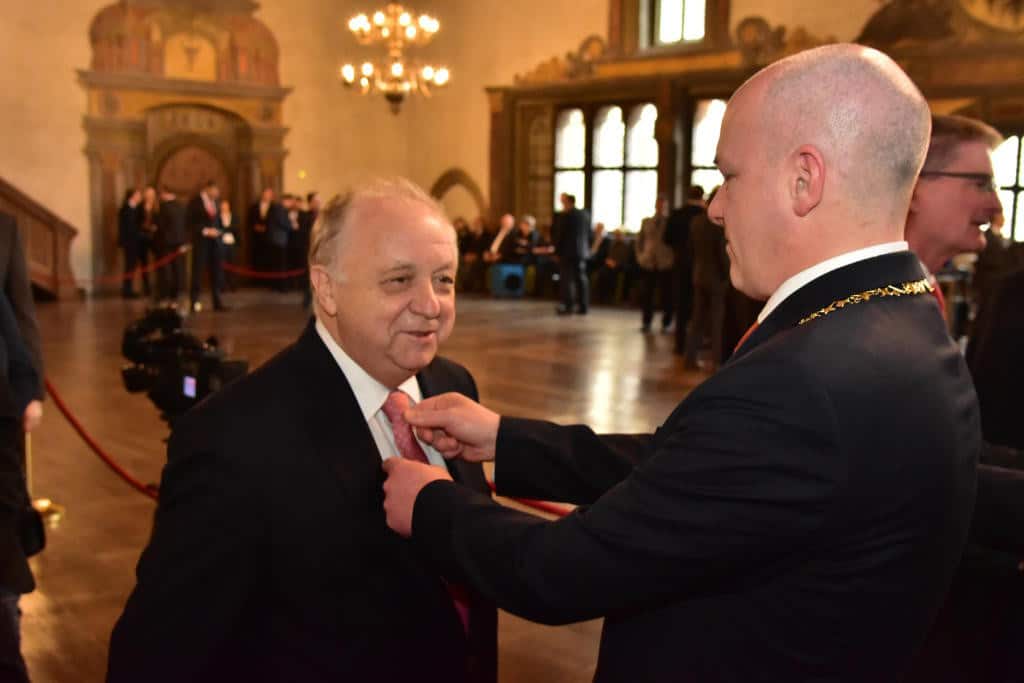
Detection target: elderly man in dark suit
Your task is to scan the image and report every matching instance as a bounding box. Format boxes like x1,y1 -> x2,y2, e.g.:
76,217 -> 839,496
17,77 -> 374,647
108,178 -> 497,683
383,45 -> 979,682
554,193 -> 591,315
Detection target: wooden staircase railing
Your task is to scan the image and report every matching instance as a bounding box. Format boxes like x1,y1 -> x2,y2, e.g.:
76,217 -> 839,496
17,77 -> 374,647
0,177 -> 78,299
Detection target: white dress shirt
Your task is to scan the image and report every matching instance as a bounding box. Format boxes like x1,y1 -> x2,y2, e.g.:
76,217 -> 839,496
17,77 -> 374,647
315,319 -> 449,469
757,241 -> 910,324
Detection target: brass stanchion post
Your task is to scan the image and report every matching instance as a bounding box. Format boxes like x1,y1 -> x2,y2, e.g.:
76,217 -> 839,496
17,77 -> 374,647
27,433 -> 64,528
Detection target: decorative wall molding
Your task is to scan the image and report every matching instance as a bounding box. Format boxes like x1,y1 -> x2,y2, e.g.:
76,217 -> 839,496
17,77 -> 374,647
514,35 -> 609,85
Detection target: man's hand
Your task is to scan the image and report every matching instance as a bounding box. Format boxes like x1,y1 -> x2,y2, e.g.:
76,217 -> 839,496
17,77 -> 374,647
404,393 -> 500,463
22,400 -> 42,433
382,457 -> 452,537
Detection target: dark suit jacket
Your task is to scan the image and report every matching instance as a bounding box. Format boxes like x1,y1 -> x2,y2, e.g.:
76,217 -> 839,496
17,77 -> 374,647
117,202 -> 140,248
554,208 -> 591,262
266,202 -> 291,248
412,251 -> 979,682
186,195 -> 220,244
0,214 -> 42,401
156,199 -> 188,249
663,202 -> 702,271
108,321 -> 497,683
966,266 -> 1024,450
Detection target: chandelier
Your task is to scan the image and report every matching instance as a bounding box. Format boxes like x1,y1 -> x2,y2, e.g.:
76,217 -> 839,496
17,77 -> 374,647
340,3 -> 450,114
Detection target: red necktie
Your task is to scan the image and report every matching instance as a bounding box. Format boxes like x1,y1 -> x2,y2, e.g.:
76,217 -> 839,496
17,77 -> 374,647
381,390 -> 471,633
931,282 -> 947,321
734,321 -> 759,353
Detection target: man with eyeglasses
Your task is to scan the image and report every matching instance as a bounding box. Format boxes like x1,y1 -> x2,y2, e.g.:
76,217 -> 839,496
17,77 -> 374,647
905,114 -> 1004,304
902,114 -> 1024,683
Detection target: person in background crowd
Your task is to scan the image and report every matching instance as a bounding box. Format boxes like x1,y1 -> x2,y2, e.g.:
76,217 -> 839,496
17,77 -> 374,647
530,222 -> 557,298
594,229 -> 635,305
137,186 -> 158,300
248,188 -> 274,278
453,217 -> 470,249
665,186 -> 705,352
266,194 -> 292,292
503,215 -> 538,264
155,187 -> 188,304
484,214 -> 515,264
684,187 -> 730,371
587,222 -> 609,279
188,180 -> 228,313
459,217 -> 488,294
553,193 -> 591,315
218,199 -> 237,292
118,188 -> 143,299
635,195 -> 675,331
297,192 -> 320,308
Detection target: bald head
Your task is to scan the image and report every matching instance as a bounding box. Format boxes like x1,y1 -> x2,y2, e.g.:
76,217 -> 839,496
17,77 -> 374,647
709,44 -> 932,299
741,43 -> 931,220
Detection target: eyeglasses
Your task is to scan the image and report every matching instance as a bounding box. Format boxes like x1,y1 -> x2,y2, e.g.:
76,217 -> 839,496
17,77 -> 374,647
919,171 -> 999,193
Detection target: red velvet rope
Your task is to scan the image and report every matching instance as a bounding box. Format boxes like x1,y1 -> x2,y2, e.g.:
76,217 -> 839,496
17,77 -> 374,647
221,263 -> 308,279
44,378 -> 159,500
44,378 -> 571,519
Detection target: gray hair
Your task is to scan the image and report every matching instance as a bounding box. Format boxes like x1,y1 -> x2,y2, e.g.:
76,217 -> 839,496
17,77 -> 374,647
923,115 -> 1003,172
520,214 -> 536,229
308,176 -> 449,276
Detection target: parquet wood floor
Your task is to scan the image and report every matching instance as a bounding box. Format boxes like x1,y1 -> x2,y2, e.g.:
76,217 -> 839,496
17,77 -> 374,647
23,291 -> 708,682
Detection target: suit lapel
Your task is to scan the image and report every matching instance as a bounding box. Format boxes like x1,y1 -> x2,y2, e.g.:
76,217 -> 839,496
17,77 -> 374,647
416,363 -> 487,493
292,319 -> 385,512
731,251 -> 927,362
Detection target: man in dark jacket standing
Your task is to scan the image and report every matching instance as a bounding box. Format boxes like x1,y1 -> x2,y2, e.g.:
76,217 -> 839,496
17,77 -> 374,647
155,187 -> 189,302
188,181 -> 227,312
554,193 -> 591,315
118,188 -> 143,299
384,45 -> 979,682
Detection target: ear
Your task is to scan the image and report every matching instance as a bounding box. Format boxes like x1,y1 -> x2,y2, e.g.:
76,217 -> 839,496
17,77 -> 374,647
309,266 -> 338,317
791,145 -> 825,218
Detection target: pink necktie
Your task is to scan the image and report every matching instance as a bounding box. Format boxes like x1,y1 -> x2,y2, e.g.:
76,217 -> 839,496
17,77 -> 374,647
381,390 -> 471,633
931,283 -> 948,321
381,391 -> 428,464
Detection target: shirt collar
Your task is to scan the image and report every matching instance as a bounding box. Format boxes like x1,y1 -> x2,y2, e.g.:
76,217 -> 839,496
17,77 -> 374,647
757,241 -> 909,324
314,318 -> 422,422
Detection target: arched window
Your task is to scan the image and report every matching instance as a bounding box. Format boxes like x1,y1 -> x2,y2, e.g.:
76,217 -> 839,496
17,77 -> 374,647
624,104 -> 659,231
690,98 -> 726,196
592,106 -> 625,231
554,109 -> 586,209
552,104 -> 659,232
992,134 -> 1024,241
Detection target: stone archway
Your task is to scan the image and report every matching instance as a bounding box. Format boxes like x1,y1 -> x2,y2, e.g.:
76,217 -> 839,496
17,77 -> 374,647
430,168 -> 488,217
155,145 -> 230,201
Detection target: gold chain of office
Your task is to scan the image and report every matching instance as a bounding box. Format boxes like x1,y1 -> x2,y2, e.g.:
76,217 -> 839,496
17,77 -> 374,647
797,278 -> 934,326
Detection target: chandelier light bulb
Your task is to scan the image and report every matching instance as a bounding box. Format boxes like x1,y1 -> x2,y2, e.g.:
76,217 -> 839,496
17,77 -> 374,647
434,67 -> 449,85
361,61 -> 374,76
341,63 -> 356,82
405,25 -> 417,39
359,76 -> 370,88
399,12 -> 411,26
373,11 -> 386,25
391,61 -> 404,77
381,27 -> 391,38
421,65 -> 435,81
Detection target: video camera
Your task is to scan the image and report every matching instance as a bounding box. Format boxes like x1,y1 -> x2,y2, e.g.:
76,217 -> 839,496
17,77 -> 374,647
121,307 -> 248,423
